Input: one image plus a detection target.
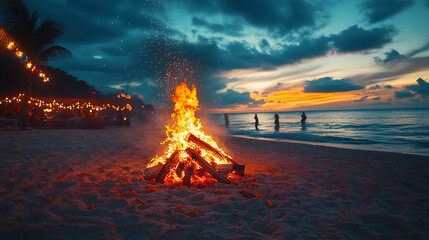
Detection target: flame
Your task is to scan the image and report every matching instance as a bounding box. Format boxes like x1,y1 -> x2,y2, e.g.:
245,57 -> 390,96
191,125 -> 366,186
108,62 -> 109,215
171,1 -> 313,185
147,82 -> 231,184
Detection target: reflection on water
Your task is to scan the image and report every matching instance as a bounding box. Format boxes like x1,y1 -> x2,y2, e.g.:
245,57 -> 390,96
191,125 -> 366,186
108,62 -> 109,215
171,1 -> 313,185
212,109 -> 429,156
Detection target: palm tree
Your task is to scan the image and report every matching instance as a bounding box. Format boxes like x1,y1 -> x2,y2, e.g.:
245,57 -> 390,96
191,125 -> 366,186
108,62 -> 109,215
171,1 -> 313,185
0,0 -> 71,129
1,0 -> 71,64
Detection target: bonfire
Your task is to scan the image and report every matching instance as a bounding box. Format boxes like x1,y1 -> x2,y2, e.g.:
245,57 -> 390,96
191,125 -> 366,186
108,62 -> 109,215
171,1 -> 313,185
144,83 -> 244,186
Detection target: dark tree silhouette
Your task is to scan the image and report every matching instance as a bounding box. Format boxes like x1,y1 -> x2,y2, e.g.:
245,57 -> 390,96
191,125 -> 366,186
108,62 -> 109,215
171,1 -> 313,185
1,0 -> 71,129
0,0 -> 71,63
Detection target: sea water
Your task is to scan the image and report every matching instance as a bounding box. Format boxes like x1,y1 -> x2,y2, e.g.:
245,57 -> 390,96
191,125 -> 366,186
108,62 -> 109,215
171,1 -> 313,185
212,108 -> 429,157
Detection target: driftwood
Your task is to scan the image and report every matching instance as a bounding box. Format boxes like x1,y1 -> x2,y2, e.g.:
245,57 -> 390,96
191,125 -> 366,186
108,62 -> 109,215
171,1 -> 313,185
155,150 -> 180,184
182,164 -> 194,187
144,164 -> 163,180
186,148 -> 230,184
186,133 -> 245,176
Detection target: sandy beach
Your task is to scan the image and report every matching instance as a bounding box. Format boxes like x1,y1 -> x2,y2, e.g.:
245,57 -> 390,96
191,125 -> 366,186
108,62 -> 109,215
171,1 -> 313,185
1,127 -> 428,239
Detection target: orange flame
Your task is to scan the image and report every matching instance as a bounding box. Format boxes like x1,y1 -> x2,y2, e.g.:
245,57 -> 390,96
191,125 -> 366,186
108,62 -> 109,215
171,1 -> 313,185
147,82 -> 231,184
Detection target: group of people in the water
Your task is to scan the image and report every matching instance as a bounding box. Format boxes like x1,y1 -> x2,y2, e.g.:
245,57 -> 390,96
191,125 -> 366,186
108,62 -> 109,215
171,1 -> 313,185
223,112 -> 307,130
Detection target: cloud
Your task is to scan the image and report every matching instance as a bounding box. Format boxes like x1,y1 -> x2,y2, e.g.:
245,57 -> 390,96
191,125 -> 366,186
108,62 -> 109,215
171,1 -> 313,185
374,49 -> 406,64
258,39 -> 270,51
354,96 -> 368,102
216,89 -> 264,107
190,24 -> 395,72
372,97 -> 381,100
183,0 -> 329,36
303,77 -> 364,93
394,90 -> 414,99
109,81 -> 143,90
368,85 -> 381,90
406,78 -> 429,98
331,25 -> 396,52
350,56 -> 429,86
407,42 -> 429,57
368,84 -> 395,90
192,17 -> 243,37
24,0 -> 167,45
360,0 -> 415,23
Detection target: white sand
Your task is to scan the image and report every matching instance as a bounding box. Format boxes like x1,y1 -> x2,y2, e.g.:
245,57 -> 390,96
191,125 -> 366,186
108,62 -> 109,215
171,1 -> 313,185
0,126 -> 428,239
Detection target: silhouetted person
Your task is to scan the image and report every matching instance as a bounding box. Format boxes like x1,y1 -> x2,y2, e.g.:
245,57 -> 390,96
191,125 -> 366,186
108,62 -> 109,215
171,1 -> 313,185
301,112 -> 307,125
274,114 -> 279,130
224,113 -> 229,128
254,114 -> 259,129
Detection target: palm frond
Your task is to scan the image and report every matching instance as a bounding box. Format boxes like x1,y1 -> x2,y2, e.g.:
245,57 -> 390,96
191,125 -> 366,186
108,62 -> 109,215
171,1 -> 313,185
0,0 -> 30,31
38,45 -> 71,63
35,20 -> 64,46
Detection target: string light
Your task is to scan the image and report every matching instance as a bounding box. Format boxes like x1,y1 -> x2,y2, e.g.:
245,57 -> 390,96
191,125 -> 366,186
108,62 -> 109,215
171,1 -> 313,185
0,94 -> 135,118
0,26 -> 49,83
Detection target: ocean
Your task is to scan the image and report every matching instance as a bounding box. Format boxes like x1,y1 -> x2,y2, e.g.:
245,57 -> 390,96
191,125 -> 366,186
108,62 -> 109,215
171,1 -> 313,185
212,108 -> 429,157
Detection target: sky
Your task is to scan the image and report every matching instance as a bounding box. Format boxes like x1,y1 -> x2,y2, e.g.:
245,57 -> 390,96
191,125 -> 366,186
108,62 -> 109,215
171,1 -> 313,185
22,0 -> 429,112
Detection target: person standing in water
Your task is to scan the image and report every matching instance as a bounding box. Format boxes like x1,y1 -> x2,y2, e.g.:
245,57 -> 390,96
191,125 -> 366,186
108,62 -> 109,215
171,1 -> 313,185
254,114 -> 259,129
274,114 -> 280,130
301,112 -> 307,125
224,113 -> 229,128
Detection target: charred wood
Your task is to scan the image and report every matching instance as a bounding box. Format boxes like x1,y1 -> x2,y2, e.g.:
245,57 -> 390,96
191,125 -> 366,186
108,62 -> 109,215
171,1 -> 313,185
186,133 -> 245,176
154,150 -> 180,184
175,162 -> 186,178
186,148 -> 230,184
182,164 -> 194,187
144,164 -> 163,180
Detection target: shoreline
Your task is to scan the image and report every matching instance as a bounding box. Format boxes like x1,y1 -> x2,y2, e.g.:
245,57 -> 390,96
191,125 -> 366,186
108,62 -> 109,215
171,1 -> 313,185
230,134 -> 429,158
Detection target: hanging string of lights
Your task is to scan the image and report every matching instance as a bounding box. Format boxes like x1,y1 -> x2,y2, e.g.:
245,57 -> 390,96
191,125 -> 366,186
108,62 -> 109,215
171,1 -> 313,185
0,25 -> 50,82
0,94 -> 132,113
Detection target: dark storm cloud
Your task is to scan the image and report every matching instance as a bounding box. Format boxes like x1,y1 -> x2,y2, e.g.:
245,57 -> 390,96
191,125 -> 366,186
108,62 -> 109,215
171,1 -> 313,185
360,0 -> 415,23
303,77 -> 364,93
189,24 -> 395,73
394,90 -> 414,99
24,0 -> 166,45
331,25 -> 396,52
406,78 -> 429,98
182,0 -> 329,36
374,49 -> 406,64
192,17 -> 243,37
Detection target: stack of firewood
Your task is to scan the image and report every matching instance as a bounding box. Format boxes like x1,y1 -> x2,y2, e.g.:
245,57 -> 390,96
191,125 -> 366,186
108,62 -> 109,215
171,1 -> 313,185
144,133 -> 245,186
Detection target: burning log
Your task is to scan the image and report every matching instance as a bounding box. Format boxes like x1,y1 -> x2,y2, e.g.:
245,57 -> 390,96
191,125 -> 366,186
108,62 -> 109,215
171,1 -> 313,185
186,148 -> 230,184
216,164 -> 245,177
175,163 -> 186,178
186,133 -> 245,176
155,150 -> 180,184
144,164 -> 163,180
182,164 -> 194,187
216,164 -> 234,174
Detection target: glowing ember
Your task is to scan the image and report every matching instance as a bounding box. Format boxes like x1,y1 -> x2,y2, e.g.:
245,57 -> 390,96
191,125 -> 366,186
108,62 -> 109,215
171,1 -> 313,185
146,82 -> 242,186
